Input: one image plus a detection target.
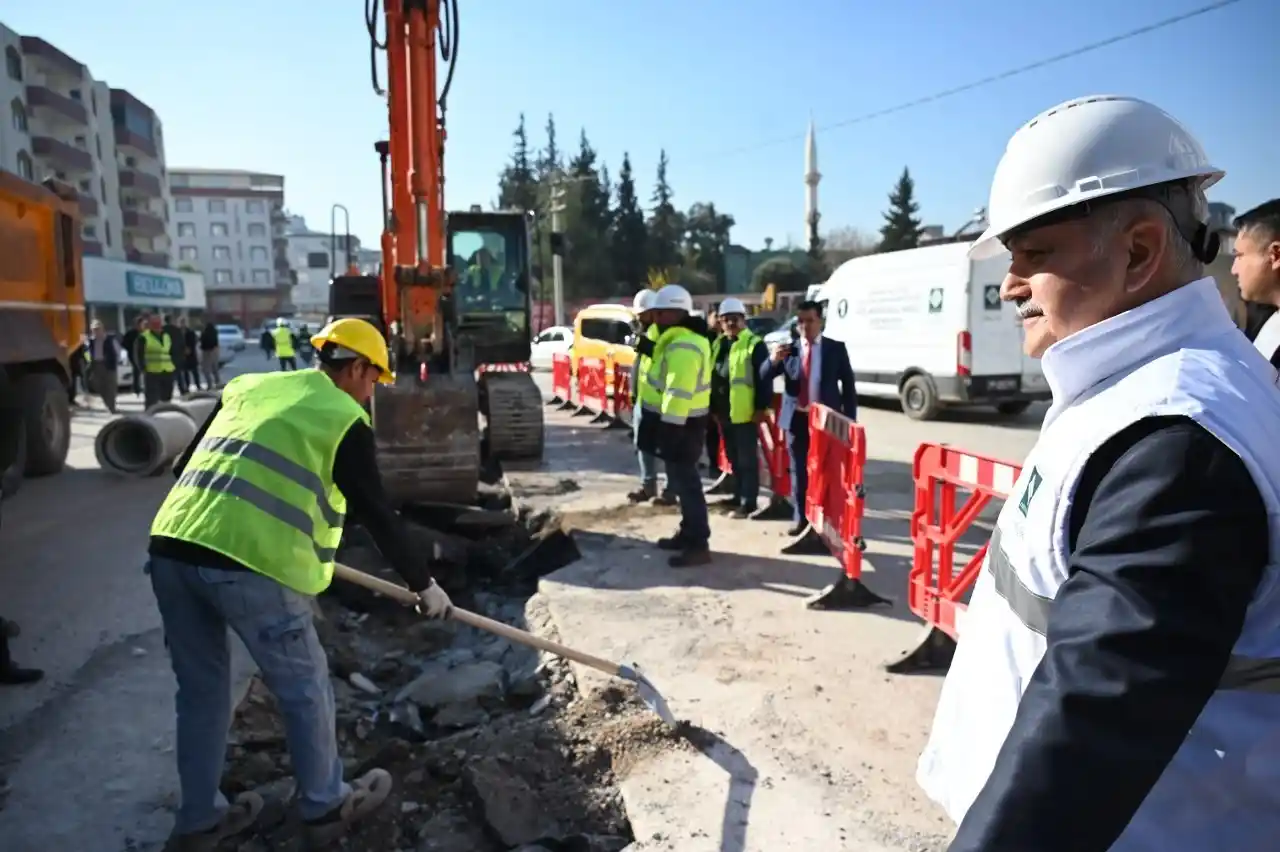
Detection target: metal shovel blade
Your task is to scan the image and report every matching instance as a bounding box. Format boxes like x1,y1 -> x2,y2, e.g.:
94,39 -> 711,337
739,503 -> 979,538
618,662 -> 677,726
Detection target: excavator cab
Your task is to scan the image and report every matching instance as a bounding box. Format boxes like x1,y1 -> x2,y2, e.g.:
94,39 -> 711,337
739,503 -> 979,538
447,210 -> 533,366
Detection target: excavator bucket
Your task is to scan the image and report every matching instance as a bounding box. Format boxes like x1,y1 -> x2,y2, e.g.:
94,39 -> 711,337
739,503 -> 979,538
372,373 -> 481,506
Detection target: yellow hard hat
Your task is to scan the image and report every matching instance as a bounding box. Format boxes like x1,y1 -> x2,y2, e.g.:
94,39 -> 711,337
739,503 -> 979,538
311,317 -> 394,384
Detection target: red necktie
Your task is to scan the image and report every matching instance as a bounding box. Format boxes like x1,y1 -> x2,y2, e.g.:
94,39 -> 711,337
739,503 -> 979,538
798,342 -> 812,408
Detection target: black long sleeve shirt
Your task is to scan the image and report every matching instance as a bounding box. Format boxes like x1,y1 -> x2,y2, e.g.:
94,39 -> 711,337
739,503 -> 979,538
149,400 -> 433,592
950,415 -> 1270,852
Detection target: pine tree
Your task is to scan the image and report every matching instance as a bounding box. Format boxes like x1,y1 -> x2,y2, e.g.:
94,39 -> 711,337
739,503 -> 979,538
879,167 -> 924,252
646,149 -> 683,275
611,152 -> 648,291
536,113 -> 560,181
497,113 -> 537,212
565,129 -> 613,295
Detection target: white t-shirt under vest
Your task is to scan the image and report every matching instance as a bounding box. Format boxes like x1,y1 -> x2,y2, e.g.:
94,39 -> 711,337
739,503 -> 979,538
917,278 -> 1280,850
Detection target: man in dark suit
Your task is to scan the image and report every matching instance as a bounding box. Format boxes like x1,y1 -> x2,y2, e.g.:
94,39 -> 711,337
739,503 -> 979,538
763,300 -> 857,556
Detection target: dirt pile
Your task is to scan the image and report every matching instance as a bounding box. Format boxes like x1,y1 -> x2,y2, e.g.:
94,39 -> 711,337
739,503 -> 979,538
221,504 -> 688,851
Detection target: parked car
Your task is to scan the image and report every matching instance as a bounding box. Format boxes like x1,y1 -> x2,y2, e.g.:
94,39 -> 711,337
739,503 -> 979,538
763,316 -> 799,351
530,325 -> 573,370
216,324 -> 247,352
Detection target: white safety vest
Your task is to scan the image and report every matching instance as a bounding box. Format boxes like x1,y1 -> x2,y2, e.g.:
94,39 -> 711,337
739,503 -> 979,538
917,278 -> 1280,850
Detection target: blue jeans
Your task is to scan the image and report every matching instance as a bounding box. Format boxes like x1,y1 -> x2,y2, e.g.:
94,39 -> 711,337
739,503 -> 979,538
724,422 -> 761,509
634,407 -> 666,489
665,459 -> 710,546
148,556 -> 350,834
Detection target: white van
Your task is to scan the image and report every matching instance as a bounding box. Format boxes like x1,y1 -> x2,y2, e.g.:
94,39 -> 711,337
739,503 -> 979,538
821,242 -> 1049,420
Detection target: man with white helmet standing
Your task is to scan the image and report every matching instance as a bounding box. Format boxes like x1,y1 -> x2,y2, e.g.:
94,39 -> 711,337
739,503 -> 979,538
635,284 -> 714,566
627,288 -> 674,504
707,297 -> 770,517
917,96 -> 1280,851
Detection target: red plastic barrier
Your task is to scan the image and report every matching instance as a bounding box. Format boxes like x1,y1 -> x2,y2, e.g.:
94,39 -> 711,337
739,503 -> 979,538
907,443 -> 1021,640
478,362 -> 531,373
803,404 -> 870,584
549,353 -> 573,406
611,365 -> 633,425
575,357 -> 608,416
715,394 -> 792,511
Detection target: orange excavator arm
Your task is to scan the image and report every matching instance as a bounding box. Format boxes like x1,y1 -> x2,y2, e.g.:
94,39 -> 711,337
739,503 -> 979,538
374,0 -> 458,364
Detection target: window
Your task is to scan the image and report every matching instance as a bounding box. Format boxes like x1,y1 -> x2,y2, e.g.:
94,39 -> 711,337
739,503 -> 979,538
214,269 -> 233,284
74,135 -> 87,149
252,269 -> 271,285
212,245 -> 231,260
249,245 -> 268,262
125,156 -> 136,168
5,47 -> 21,82
210,223 -> 228,237
174,197 -> 193,213
208,199 -> 227,214
69,89 -> 81,102
580,318 -> 632,345
82,224 -> 97,239
16,151 -> 33,181
307,252 -> 329,269
78,179 -> 91,193
247,223 -> 266,237
105,221 -> 112,247
179,246 -> 198,261
95,135 -> 101,159
177,222 -> 196,238
245,199 -> 265,214
100,177 -> 108,205
10,99 -> 26,133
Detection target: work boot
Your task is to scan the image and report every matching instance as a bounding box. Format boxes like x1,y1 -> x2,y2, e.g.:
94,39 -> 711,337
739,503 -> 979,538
669,547 -> 712,568
784,521 -> 808,538
653,490 -> 679,507
302,768 -> 393,848
781,527 -> 827,556
162,791 -> 264,852
627,484 -> 657,504
705,474 -> 736,496
656,532 -> 690,551
732,504 -> 759,520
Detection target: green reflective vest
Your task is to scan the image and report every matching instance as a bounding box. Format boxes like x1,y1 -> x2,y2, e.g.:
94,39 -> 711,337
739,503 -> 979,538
713,330 -> 761,425
271,326 -> 296,358
647,325 -> 711,425
636,324 -> 662,412
142,331 -> 174,374
150,370 -> 370,595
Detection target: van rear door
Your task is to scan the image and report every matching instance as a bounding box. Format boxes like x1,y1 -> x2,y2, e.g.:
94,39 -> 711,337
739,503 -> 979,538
965,254 -> 1027,396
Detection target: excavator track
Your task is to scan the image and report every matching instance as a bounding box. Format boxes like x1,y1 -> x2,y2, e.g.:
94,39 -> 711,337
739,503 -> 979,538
372,374 -> 481,505
481,371 -> 545,464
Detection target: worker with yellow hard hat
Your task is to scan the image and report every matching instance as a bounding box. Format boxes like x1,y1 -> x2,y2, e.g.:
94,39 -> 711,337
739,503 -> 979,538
146,317 -> 451,850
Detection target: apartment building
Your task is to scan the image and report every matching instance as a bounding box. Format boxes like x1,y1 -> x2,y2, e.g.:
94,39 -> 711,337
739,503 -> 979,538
0,24 -> 171,267
168,168 -> 293,329
284,214 -> 381,319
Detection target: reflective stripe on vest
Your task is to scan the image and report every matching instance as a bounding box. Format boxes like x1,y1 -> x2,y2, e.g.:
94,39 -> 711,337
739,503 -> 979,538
149,370 -> 368,595
143,331 -> 174,373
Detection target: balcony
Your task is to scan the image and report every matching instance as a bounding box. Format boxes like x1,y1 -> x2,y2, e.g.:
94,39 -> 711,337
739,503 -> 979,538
78,193 -> 98,217
126,249 -> 170,268
122,209 -> 166,236
114,127 -> 158,159
118,168 -> 163,197
25,85 -> 88,125
31,136 -> 93,172
19,37 -> 85,79
82,240 -> 103,257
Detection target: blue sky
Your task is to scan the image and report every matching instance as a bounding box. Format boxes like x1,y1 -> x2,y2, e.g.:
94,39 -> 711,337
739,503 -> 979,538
3,0 -> 1274,249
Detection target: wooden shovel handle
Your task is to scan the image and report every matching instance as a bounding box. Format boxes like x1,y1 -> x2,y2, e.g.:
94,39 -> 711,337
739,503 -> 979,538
332,562 -> 624,678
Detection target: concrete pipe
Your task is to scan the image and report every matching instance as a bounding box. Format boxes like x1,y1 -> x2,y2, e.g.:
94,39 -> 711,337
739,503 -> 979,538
145,397 -> 219,430
95,411 -> 198,477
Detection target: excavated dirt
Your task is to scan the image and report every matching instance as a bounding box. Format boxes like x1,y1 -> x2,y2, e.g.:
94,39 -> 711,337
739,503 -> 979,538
220,492 -> 691,851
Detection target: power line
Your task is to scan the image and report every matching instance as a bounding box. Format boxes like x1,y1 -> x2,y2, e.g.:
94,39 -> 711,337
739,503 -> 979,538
697,0 -> 1247,162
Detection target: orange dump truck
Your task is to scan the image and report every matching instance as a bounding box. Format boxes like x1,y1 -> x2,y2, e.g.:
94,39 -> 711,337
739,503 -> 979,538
0,172 -> 84,500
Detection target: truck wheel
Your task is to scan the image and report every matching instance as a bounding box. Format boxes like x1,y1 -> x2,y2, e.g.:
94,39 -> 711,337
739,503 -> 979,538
995,400 -> 1031,416
20,372 -> 71,477
900,374 -> 941,421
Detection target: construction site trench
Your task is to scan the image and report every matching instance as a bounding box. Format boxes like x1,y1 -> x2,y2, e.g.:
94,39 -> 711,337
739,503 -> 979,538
223,479 -> 689,852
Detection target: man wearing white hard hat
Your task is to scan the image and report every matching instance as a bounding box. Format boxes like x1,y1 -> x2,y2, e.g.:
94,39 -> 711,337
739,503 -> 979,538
918,96 -> 1280,851
707,297 -> 770,517
634,284 -> 714,566
627,288 -> 674,504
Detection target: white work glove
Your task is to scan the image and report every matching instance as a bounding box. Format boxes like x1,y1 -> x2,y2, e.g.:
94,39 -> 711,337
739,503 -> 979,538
417,582 -> 453,620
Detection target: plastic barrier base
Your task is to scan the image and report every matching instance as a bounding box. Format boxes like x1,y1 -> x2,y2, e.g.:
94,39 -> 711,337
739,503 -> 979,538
806,574 -> 893,611
884,625 -> 957,674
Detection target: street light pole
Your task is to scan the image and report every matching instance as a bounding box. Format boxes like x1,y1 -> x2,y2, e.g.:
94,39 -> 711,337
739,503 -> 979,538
549,183 -> 567,327
330,203 -> 352,278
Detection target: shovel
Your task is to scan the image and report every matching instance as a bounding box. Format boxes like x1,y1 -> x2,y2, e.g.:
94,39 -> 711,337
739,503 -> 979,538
333,562 -> 677,726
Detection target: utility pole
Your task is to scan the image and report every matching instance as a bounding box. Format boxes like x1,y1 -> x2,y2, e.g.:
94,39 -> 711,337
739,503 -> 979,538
550,182 -> 567,327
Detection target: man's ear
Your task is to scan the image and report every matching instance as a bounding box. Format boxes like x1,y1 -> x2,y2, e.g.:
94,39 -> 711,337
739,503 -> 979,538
1267,239 -> 1280,272
1122,214 -> 1166,293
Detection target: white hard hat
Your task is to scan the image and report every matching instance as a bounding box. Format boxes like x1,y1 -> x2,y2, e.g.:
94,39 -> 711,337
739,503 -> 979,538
969,95 -> 1224,260
633,289 -> 656,312
653,284 -> 693,312
718,297 -> 747,316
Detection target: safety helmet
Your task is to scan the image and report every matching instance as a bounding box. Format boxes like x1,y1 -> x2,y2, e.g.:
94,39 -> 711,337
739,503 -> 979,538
276,317 -> 289,328
718,297 -> 747,317
969,95 -> 1224,260
310,317 -> 394,384
633,289 -> 656,313
652,284 -> 693,313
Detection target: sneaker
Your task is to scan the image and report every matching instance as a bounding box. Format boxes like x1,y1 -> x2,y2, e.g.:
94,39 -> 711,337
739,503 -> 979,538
302,768 -> 393,848
163,791 -> 264,851
669,547 -> 712,568
627,485 -> 657,503
732,505 -> 758,520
